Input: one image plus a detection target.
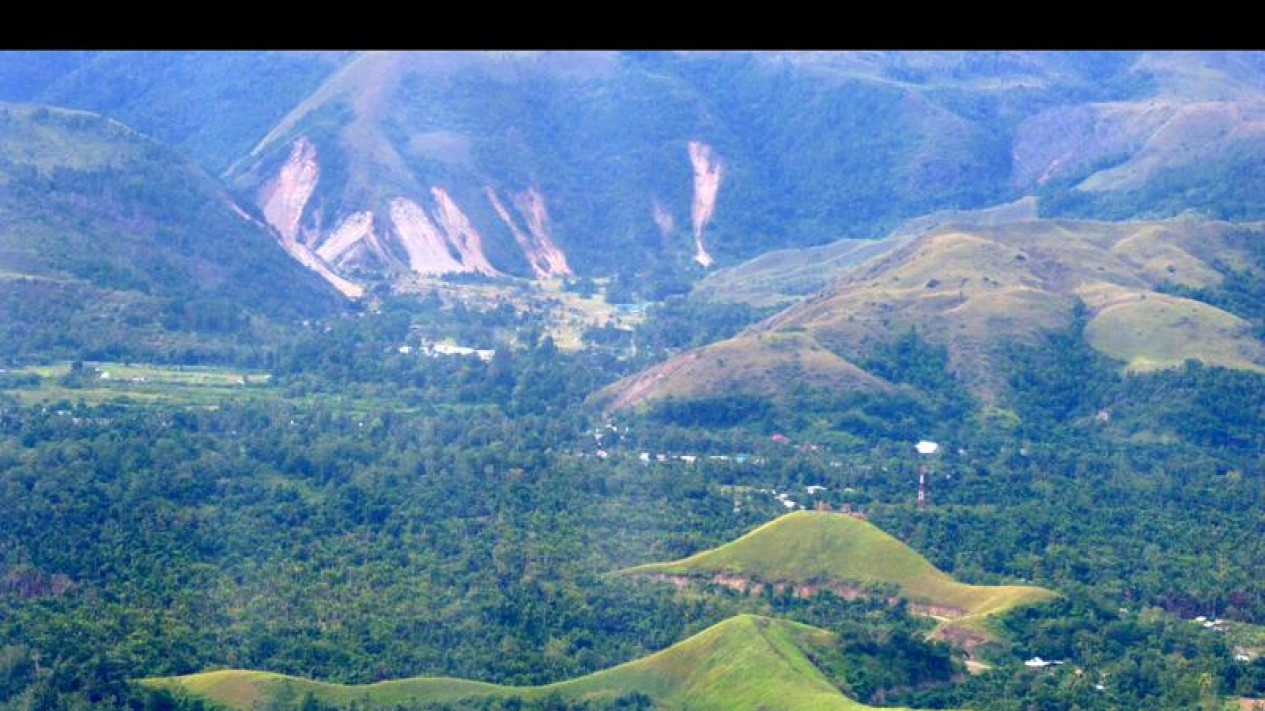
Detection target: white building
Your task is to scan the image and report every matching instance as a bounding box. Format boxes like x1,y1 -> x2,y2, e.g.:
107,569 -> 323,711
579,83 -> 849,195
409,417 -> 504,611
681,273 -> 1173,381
424,343 -> 496,362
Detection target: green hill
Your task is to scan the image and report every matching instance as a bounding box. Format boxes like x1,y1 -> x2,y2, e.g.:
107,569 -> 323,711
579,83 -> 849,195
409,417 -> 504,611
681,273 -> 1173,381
146,614 -> 953,711
689,198 -> 1039,309
691,237 -> 908,308
622,512 -> 1055,645
0,50 -> 347,173
0,103 -> 344,361
593,331 -> 893,412
755,218 -> 1265,389
603,216 -> 1265,410
1081,283 -> 1265,373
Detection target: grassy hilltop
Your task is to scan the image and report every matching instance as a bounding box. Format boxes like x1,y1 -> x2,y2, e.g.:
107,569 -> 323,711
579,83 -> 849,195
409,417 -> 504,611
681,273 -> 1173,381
147,614 -> 956,711
150,511 -> 1050,711
623,511 -> 1056,642
603,216 -> 1265,410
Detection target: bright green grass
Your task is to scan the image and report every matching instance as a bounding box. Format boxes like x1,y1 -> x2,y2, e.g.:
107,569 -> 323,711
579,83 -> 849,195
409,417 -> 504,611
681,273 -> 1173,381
26,361 -> 269,386
1085,293 -> 1265,374
146,615 -> 953,711
623,512 -> 1055,637
0,361 -> 434,415
2,361 -> 269,408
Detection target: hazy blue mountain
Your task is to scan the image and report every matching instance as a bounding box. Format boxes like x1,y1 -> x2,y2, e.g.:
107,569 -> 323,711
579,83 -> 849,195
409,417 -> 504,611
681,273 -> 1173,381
0,103 -> 344,361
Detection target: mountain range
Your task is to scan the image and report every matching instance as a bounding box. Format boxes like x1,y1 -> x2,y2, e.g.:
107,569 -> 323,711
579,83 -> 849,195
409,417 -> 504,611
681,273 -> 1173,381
3,51 -> 1265,711
599,214 -> 1265,410
5,51 -> 1265,301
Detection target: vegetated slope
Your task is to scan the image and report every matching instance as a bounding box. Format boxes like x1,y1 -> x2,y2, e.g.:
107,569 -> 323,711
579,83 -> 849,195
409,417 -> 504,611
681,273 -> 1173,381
596,332 -> 894,412
758,217 -> 1265,387
215,51 -> 1265,294
6,51 -> 1264,296
1079,282 -> 1265,372
691,237 -> 911,308
691,198 -> 1041,309
147,615 -> 946,711
0,103 -> 343,361
623,512 -> 1054,643
228,49 -> 1025,288
602,215 -> 1265,409
0,50 -> 348,174
230,51 -> 705,292
1022,52 -> 1265,220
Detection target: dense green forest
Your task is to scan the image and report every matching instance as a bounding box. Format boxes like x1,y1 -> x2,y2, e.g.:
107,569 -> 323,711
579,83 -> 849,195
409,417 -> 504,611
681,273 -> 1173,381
2,289 -> 1264,711
0,104 -> 343,365
4,50 -> 1265,711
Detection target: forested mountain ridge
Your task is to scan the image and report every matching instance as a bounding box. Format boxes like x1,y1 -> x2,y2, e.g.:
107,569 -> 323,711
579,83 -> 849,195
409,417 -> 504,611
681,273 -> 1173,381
0,102 -> 345,363
228,51 -> 1265,296
0,51 -> 348,174
1,50 -> 1265,711
5,51 -> 1265,299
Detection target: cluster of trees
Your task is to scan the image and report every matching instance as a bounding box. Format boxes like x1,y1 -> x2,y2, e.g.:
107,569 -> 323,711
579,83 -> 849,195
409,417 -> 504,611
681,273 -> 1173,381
263,299 -> 632,419
1041,152 -> 1265,223
2,379 -> 1262,711
629,298 -> 765,354
3,281 -> 1265,711
1002,301 -> 1265,453
0,395 -> 977,711
897,589 -> 1265,711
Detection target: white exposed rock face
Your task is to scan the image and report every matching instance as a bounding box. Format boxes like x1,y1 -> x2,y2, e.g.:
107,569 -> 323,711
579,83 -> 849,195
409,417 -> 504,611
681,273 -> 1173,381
512,188 -> 571,277
227,201 -> 257,224
430,187 -> 499,276
260,138 -> 320,243
486,187 -> 572,278
279,241 -> 365,299
317,211 -> 381,266
259,136 -> 515,288
688,140 -> 721,268
258,138 -> 364,298
388,191 -> 500,277
389,197 -> 467,275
